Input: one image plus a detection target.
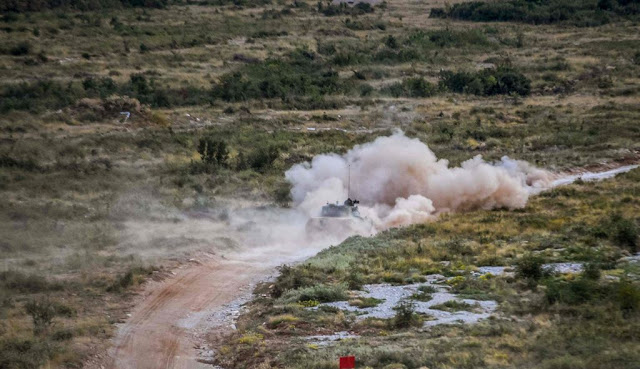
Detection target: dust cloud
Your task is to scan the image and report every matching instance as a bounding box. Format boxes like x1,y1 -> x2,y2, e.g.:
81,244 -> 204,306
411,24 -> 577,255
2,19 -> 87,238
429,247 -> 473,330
113,131 -> 554,261
286,131 -> 553,230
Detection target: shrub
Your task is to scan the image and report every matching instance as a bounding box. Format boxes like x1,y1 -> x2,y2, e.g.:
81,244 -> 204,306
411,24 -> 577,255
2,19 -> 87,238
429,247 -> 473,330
429,0 -> 640,26
248,145 -> 279,172
610,214 -> 638,251
106,266 -> 152,293
616,280 -> 640,313
545,278 -> 600,305
0,337 -> 51,369
440,67 -> 531,96
515,254 -> 545,283
9,41 -> 31,56
25,298 -> 57,335
0,271 -> 61,293
319,1 -> 376,16
582,262 -> 602,280
197,137 -> 229,168
349,297 -> 383,308
282,283 -> 348,303
431,300 -> 476,312
382,77 -> 436,98
211,49 -> 343,102
392,300 -> 422,328
271,264 -> 327,298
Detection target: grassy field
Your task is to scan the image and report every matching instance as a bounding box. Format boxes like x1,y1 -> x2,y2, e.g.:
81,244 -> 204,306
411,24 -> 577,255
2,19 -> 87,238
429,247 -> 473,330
1,0 -> 639,367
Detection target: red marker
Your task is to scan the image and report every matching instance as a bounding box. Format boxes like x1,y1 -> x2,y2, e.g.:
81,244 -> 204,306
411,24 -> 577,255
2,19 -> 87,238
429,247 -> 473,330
339,356 -> 355,369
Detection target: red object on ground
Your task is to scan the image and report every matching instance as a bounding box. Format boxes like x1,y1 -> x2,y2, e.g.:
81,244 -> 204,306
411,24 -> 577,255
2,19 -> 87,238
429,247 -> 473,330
339,356 -> 355,369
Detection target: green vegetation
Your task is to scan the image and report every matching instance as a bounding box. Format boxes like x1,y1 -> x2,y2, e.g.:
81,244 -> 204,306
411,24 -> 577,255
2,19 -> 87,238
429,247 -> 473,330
1,0 -> 640,367
439,67 -> 531,96
431,0 -> 640,26
218,169 -> 640,368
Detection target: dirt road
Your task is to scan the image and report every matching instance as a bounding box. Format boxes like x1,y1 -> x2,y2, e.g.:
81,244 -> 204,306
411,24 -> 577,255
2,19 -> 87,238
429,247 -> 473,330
105,251 -> 281,369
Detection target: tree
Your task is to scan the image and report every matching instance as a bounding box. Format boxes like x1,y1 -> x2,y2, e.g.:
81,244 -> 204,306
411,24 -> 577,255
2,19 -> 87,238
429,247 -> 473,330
197,137 -> 229,168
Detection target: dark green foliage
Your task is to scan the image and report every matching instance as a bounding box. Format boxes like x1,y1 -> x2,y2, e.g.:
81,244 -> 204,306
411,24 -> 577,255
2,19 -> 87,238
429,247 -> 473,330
0,74 -> 210,113
248,145 -> 280,172
545,277 -> 640,313
0,271 -> 62,293
25,298 -> 56,335
1,0 -> 169,12
318,1 -> 376,16
545,277 -> 600,306
616,280 -> 640,313
594,213 -> 638,251
0,80 -> 84,113
189,0 -> 271,6
82,77 -> 118,98
382,77 -> 436,98
6,41 -> 31,56
440,67 -> 531,96
392,300 -> 422,328
139,43 -> 150,53
106,266 -> 153,293
197,137 -> 229,168
331,29 -> 490,67
270,264 -> 327,298
211,49 -> 342,102
0,337 -> 51,369
610,214 -> 638,251
430,0 -> 640,26
515,254 -> 545,282
582,262 -> 602,280
288,284 -> 348,303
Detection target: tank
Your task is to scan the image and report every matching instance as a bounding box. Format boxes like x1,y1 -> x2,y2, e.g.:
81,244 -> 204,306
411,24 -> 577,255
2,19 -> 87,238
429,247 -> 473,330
305,198 -> 372,239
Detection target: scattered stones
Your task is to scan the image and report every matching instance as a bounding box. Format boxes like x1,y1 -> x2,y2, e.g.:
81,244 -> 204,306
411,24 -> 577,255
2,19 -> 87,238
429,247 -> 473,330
303,331 -> 359,346
315,274 -> 497,328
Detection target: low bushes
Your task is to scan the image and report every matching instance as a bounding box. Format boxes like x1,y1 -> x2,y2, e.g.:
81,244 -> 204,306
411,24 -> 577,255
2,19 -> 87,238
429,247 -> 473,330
318,2 -> 377,17
282,283 -> 348,303
0,271 -> 62,293
545,277 -> 640,313
392,301 -> 423,328
0,74 -> 211,113
430,0 -> 640,26
211,49 -> 343,102
439,67 -> 531,96
382,77 -> 436,98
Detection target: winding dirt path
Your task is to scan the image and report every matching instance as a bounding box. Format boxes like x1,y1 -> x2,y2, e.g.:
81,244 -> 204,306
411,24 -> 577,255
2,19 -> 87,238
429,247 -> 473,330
104,252 -> 279,369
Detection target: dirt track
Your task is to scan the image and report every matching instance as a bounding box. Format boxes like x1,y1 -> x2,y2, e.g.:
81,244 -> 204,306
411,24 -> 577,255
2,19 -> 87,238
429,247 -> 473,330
105,252 -> 278,369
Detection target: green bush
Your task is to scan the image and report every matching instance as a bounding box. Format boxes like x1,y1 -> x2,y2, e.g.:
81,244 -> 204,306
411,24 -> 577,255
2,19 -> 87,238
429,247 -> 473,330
197,137 -> 229,168
7,41 -> 31,56
0,271 -> 62,293
545,278 -> 600,306
610,214 -> 638,251
25,298 -> 57,335
318,1 -> 376,16
282,283 -> 348,303
0,337 -> 51,369
515,254 -> 545,282
212,49 -> 343,102
382,77 -> 436,98
440,67 -> 531,96
1,0 -> 169,12
248,145 -> 280,172
392,300 -> 422,328
429,0 -> 640,26
271,264 -> 327,298
616,280 -> 640,313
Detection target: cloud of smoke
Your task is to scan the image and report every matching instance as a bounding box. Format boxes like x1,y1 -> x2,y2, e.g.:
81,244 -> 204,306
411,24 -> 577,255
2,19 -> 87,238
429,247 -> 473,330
286,131 -> 553,230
